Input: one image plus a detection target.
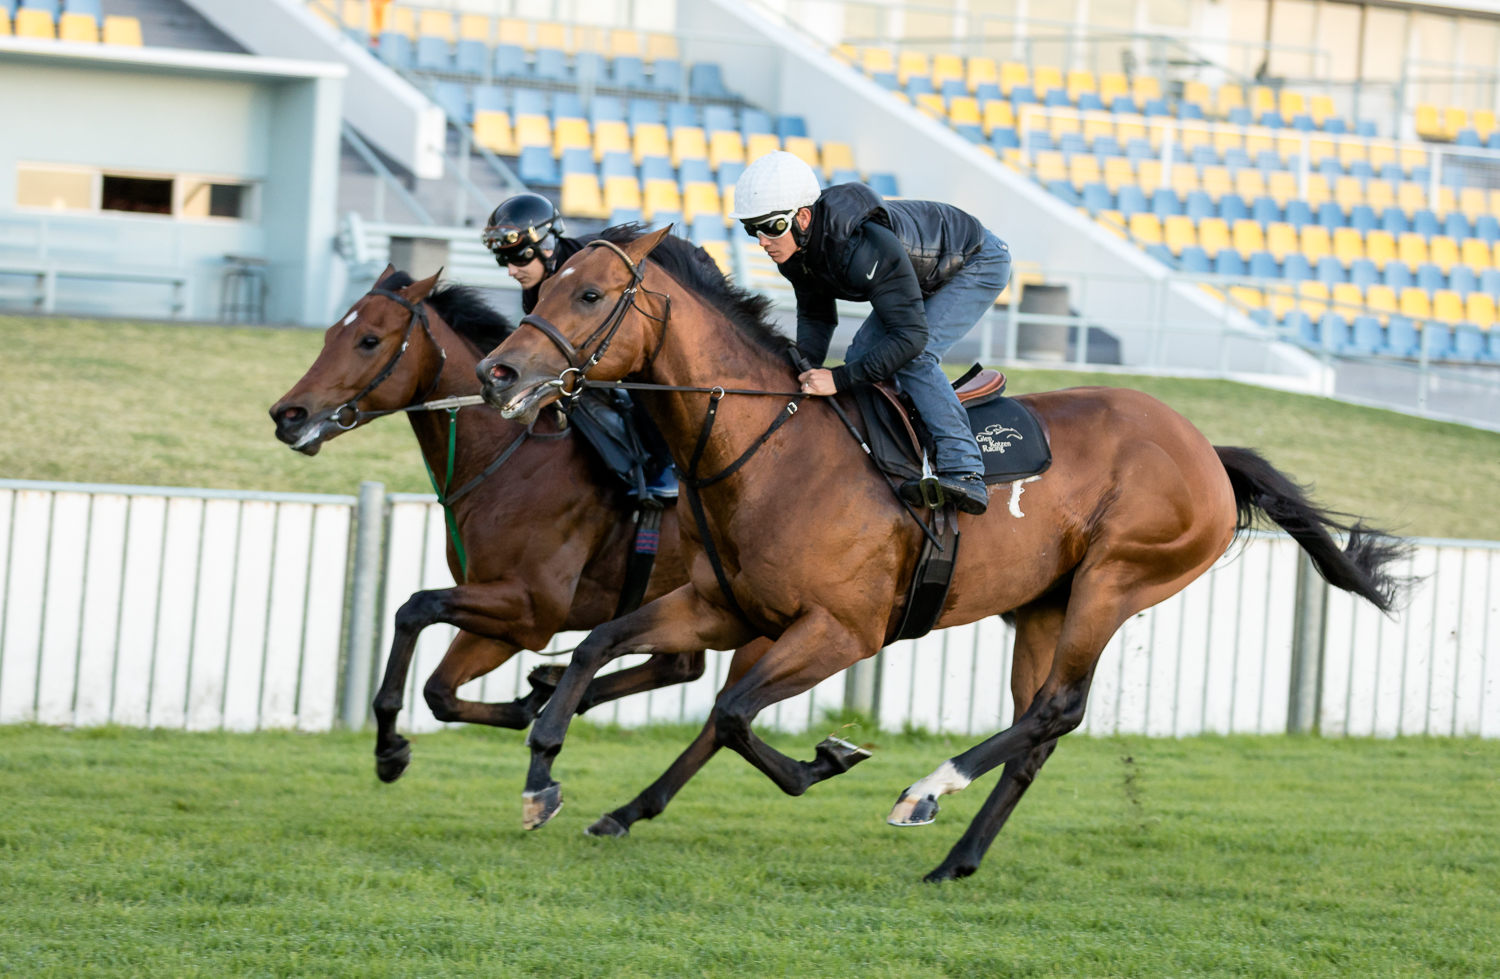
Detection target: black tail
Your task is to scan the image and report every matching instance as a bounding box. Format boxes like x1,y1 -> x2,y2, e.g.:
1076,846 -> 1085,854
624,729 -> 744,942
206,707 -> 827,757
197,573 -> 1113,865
1216,446 -> 1408,613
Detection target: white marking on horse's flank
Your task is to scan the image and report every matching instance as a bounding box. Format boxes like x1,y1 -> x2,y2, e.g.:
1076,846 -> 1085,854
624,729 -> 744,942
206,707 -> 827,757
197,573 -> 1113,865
343,311 -> 358,326
1007,475 -> 1043,518
906,761 -> 971,803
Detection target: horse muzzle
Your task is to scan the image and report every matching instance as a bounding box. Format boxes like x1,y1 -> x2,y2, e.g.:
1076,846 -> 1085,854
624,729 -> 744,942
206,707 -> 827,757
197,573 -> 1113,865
269,402 -> 335,455
476,356 -> 558,423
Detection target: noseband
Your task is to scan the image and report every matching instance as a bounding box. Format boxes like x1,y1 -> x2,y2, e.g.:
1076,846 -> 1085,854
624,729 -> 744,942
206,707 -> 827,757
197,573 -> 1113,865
333,287 -> 447,428
512,239 -> 666,400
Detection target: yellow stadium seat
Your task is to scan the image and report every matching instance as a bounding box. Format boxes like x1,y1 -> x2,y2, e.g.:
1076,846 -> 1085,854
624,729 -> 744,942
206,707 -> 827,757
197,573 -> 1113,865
101,14 -> 142,45
1429,236 -> 1460,273
1069,155 -> 1101,189
1461,237 -> 1493,270
1365,179 -> 1396,212
1267,172 -> 1298,207
642,181 -> 682,222
1232,219 -> 1265,259
1103,157 -> 1135,194
603,176 -> 642,214
534,21 -> 567,51
513,116 -> 551,150
745,133 -> 781,160
1397,232 -> 1428,268
1137,159 -> 1162,191
1300,226 -> 1331,264
1397,182 -> 1427,216
783,136 -> 820,170
1488,189 -> 1500,216
495,18 -> 528,46
671,126 -> 709,168
1399,145 -> 1428,173
897,51 -> 929,85
1266,223 -> 1298,262
1297,282 -> 1331,319
1249,86 -> 1277,116
1066,70 -> 1096,100
1201,166 -> 1233,201
1163,215 -> 1196,255
552,118 -> 591,157
1436,187 -> 1457,217
1235,169 -> 1267,201
59,12 -> 98,42
1366,142 -> 1396,172
1442,107 -> 1468,141
1366,285 -> 1398,318
1128,213 -> 1163,245
860,48 -> 895,75
1082,114 -> 1114,143
1178,124 -> 1212,154
1305,174 -> 1331,208
1365,230 -> 1397,266
1182,80 -> 1212,111
1338,138 -> 1367,168
593,120 -> 630,161
1094,210 -> 1126,238
16,7 -> 54,37
1215,84 -> 1244,118
417,9 -> 454,40
1213,126 -> 1243,155
645,32 -> 679,61
572,26 -> 607,54
1279,91 -> 1305,119
1033,64 -> 1064,97
1331,283 -> 1364,317
999,61 -> 1028,95
1048,111 -> 1081,137
982,100 -> 1014,135
1229,285 -> 1266,310
473,111 -> 516,155
1133,76 -> 1161,104
1466,292 -> 1496,327
967,57 -> 998,92
0,12 -> 10,36
1309,95 -> 1336,126
384,5 -> 416,38
949,97 -> 981,127
1033,151 -> 1067,182
1307,136 -> 1337,167
1098,73 -> 1129,106
914,93 -> 946,118
682,183 -> 722,225
1332,227 -> 1365,265
1334,176 -> 1364,211
459,14 -> 490,42
1399,287 -> 1432,320
560,174 -> 608,220
1169,165 -> 1199,197
1268,288 -> 1298,322
932,54 -> 964,88
609,29 -> 642,57
1243,128 -> 1277,160
701,240 -> 732,276
1198,218 -> 1231,255
708,130 -> 745,170
1474,109 -> 1498,140
632,123 -> 669,164
1433,290 -> 1465,324
820,141 -> 855,179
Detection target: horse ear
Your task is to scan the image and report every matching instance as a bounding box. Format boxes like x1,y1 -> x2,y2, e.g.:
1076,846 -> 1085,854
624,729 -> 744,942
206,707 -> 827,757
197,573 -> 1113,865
622,225 -> 673,265
373,263 -> 398,288
403,267 -> 443,302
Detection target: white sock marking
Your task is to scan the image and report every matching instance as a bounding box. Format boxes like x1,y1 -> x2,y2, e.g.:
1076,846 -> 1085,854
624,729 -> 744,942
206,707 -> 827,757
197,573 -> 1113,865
906,760 -> 971,800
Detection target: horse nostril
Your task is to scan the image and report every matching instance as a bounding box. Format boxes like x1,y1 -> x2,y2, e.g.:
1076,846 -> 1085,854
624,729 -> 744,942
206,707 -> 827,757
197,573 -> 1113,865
272,404 -> 307,427
477,359 -> 517,390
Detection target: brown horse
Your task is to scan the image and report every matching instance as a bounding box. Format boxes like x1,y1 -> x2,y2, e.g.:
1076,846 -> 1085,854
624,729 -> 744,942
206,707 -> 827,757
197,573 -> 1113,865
269,263 -> 766,783
475,228 -> 1405,882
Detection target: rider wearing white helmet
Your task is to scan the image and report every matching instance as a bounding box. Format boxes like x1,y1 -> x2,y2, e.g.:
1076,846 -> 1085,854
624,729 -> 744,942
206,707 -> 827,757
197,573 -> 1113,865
732,151 -> 1012,515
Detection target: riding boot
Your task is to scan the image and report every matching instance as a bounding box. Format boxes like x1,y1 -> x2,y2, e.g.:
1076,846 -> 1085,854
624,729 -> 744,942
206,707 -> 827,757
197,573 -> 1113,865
898,471 -> 989,515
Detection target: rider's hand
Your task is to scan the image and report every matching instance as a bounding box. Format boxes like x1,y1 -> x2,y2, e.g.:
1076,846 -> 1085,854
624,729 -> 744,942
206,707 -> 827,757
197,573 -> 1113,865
797,369 -> 837,396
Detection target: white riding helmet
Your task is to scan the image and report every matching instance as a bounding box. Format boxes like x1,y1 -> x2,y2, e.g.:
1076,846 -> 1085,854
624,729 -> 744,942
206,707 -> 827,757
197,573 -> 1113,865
729,151 -> 822,220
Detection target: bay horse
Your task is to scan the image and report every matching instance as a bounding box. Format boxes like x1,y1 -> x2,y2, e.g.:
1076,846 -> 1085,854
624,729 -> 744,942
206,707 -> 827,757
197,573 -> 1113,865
475,227 -> 1405,882
269,262 -> 767,783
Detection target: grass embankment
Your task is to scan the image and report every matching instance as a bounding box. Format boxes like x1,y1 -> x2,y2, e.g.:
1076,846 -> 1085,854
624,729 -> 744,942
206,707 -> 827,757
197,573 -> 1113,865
0,725 -> 1496,977
3,315 -> 1499,539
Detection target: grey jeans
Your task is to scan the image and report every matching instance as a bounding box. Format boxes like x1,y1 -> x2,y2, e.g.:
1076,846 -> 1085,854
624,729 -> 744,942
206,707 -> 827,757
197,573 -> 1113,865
846,231 -> 1012,474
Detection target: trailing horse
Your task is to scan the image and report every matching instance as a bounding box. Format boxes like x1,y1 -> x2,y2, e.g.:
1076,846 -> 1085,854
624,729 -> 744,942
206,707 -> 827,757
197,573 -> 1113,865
475,227 -> 1406,882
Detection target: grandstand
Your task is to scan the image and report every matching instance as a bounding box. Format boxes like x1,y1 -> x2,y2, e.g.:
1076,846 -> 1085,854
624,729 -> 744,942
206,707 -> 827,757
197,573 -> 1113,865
1,0 -> 1498,421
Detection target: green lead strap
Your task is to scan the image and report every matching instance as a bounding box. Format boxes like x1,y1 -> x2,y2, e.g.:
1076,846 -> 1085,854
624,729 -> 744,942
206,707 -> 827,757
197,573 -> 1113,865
421,407 -> 469,580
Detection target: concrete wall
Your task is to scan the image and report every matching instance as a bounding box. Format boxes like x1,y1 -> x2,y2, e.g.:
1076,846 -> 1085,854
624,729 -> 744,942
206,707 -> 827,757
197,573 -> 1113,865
678,0 -> 1322,382
0,40 -> 343,324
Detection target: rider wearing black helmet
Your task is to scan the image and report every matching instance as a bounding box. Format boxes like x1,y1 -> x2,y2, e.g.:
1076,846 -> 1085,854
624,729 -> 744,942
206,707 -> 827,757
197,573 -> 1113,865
481,192 -> 580,314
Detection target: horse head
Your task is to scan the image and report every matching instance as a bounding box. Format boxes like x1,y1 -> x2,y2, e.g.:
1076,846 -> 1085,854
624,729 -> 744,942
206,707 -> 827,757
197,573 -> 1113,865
270,265 -> 443,454
476,226 -> 673,424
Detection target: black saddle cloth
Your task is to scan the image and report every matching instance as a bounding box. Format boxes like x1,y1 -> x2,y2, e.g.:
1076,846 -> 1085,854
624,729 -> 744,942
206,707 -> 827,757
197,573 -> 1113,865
851,366 -> 1051,485
567,388 -> 679,503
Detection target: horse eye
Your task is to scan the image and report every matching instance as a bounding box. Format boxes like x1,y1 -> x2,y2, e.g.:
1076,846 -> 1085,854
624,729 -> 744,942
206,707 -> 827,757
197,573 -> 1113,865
358,335 -> 380,350
581,289 -> 602,304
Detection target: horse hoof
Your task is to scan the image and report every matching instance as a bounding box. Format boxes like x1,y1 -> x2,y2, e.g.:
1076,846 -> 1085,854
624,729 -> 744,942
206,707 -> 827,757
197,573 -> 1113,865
923,862 -> 975,883
374,738 -> 411,783
522,783 -> 563,830
887,789 -> 940,827
527,664 -> 567,695
585,813 -> 629,838
815,735 -> 873,773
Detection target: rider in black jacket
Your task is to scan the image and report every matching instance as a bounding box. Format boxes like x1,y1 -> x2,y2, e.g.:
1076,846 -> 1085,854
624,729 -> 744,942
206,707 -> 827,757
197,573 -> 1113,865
731,152 -> 1012,514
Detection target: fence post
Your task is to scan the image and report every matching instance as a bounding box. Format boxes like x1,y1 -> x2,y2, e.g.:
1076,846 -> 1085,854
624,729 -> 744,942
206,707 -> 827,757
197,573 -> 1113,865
844,655 -> 879,723
1286,551 -> 1328,734
341,480 -> 386,730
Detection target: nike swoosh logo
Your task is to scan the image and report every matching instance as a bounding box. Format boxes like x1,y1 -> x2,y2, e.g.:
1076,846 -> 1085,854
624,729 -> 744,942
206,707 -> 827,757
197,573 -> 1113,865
865,261 -> 878,279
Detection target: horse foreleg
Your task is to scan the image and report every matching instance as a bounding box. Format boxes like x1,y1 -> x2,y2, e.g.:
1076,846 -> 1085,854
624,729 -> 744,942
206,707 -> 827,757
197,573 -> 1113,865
713,611 -> 877,796
521,585 -> 757,830
586,638 -> 772,836
568,650 -> 708,715
922,740 -> 1059,882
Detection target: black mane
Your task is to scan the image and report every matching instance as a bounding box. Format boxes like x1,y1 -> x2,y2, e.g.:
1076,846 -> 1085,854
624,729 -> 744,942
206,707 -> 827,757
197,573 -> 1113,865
374,270 -> 515,355
593,224 -> 787,355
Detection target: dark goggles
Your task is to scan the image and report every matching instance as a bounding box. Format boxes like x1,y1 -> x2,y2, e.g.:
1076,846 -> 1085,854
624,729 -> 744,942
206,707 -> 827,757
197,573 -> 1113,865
489,242 -> 541,266
482,224 -> 544,265
741,209 -> 797,240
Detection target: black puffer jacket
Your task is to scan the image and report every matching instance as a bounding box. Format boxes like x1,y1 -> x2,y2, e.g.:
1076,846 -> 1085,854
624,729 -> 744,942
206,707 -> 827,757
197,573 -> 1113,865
520,235 -> 586,314
777,183 -> 989,390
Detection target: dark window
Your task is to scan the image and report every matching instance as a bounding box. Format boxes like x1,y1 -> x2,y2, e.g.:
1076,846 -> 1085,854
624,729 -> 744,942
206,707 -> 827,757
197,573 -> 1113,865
208,183 -> 246,218
101,175 -> 173,214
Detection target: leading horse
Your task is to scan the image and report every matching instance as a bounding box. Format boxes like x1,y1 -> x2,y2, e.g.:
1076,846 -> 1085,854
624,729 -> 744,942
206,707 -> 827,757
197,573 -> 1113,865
270,261 -> 766,783
475,227 -> 1405,882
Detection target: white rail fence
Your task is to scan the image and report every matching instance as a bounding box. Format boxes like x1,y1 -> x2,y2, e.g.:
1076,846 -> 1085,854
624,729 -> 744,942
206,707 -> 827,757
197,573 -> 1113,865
2,479 -> 1497,739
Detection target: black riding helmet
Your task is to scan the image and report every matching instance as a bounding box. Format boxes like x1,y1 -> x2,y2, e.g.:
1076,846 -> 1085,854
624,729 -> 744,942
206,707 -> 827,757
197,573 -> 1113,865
481,193 -> 565,266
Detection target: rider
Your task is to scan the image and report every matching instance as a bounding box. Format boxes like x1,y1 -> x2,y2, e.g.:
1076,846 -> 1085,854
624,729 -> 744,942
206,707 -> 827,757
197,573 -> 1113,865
481,193 -> 677,499
730,152 -> 1011,515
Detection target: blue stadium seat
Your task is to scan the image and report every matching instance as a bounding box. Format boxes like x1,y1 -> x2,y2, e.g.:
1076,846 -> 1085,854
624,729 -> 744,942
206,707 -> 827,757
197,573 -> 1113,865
1189,145 -> 1217,167
1125,138 -> 1153,162
690,215 -> 727,242
639,156 -> 675,183
590,96 -> 625,125
1077,92 -> 1105,112
1248,251 -> 1279,279
1378,207 -> 1408,235
552,92 -> 585,121
870,71 -> 899,91
1324,118 -> 1347,135
1009,85 -> 1037,105
651,58 -> 684,93
1109,96 -> 1139,114
974,83 -> 1003,104
716,161 -> 745,190
431,81 -> 468,122
1487,329 -> 1500,363
473,86 -> 506,113
1315,256 -> 1345,285
1214,250 -> 1246,276
1024,130 -> 1054,152
1347,204 -> 1375,233
941,79 -> 969,100
1250,196 -> 1280,225
1081,182 -> 1112,214
1316,157 -> 1342,180
1481,268 -> 1500,296
689,62 -> 730,99
650,210 -> 684,232
1150,188 -> 1181,217
1347,159 -> 1373,181
518,146 -> 559,185
665,102 -> 699,133
1257,111 -> 1284,128
774,114 -> 807,140
1449,265 -> 1477,296
1044,89 -> 1070,107
1142,97 -> 1169,116
612,56 -> 648,89
1291,113 -> 1315,132
1184,191 -> 1215,221
1046,180 -> 1081,206
1452,324 -> 1485,361
1180,246 -> 1212,273
1423,324 -> 1456,359
1474,215 -> 1500,243
1349,259 -> 1379,290
1058,132 -> 1088,155
628,99 -> 662,127
560,147 -> 596,175
1092,136 -> 1123,159
574,52 -> 608,84
867,172 -> 900,196
1411,209 -> 1440,238
990,128 -> 1020,151
906,76 -> 935,97
1443,212 -> 1471,240
21,0 -> 58,14
1219,194 -> 1249,224
1415,263 -> 1445,293
1144,243 -> 1175,265
1408,165 -> 1432,185
1227,107 -> 1253,126
494,43 -> 528,78
702,105 -> 737,134
1383,261 -> 1413,292
679,159 -> 713,185
741,108 -> 774,135
1282,253 -> 1312,283
1284,199 -> 1312,229
1348,315 -> 1383,354
534,48 -> 570,82
1377,163 -> 1404,183
1223,147 -> 1252,171
1255,150 -> 1283,172
377,32 -> 412,69
1284,309 -> 1315,345
454,40 -> 488,76
609,207 -> 644,225
954,124 -> 984,143
1318,312 -> 1350,351
1382,316 -> 1419,357
1318,201 -> 1348,230
600,152 -> 636,178
1181,103 -> 1207,121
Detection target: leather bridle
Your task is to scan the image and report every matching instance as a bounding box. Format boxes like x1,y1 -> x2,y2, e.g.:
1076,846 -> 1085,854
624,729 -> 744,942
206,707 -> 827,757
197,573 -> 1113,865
331,287 -> 447,429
